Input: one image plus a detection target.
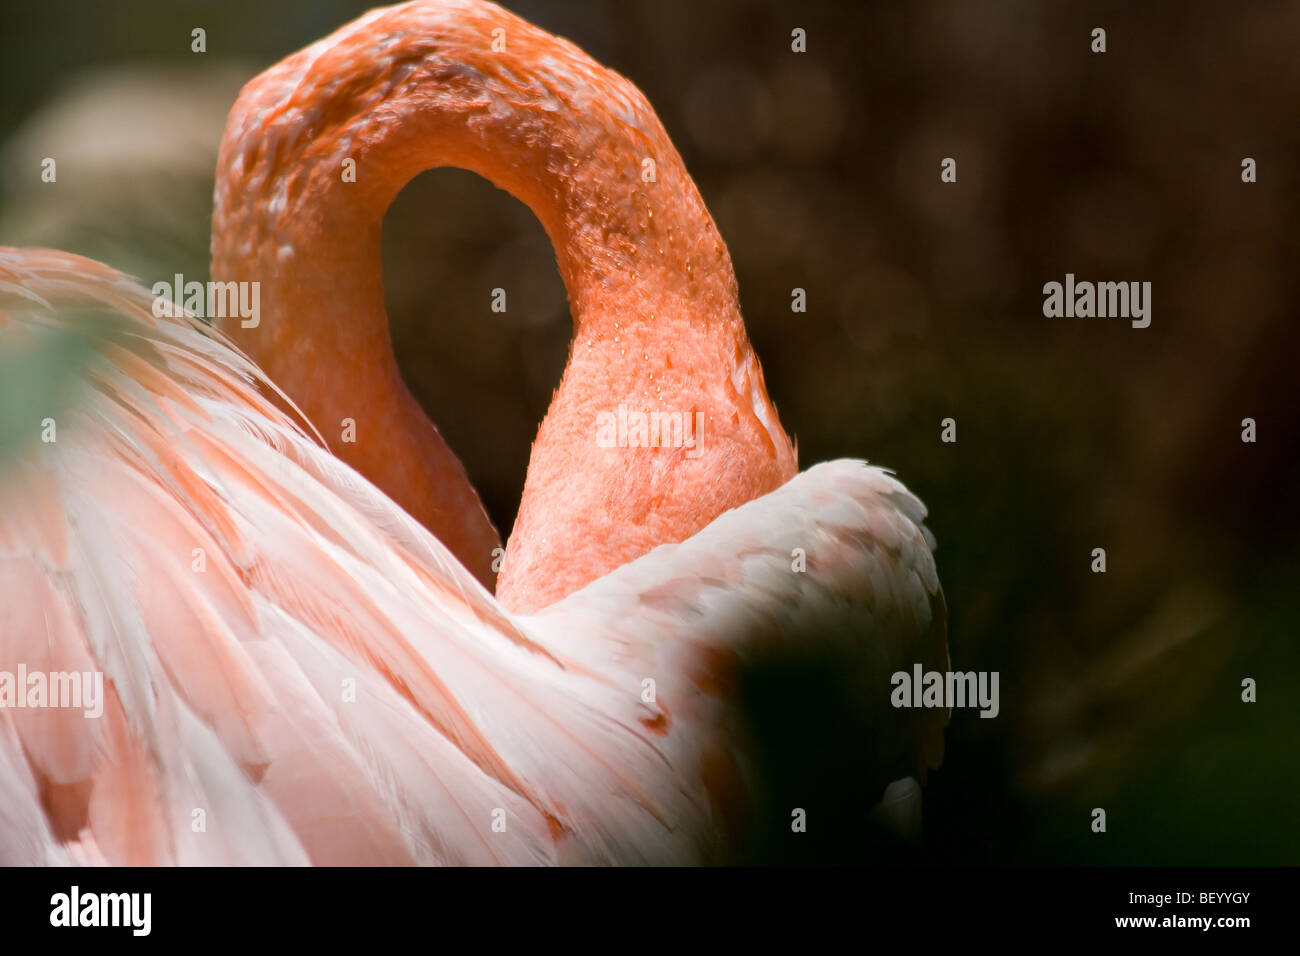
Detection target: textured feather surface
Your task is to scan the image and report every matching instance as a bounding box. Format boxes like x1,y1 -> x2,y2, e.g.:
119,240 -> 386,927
0,247 -> 946,864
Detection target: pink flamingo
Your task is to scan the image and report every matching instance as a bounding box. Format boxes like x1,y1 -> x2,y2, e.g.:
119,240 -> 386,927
0,0 -> 946,865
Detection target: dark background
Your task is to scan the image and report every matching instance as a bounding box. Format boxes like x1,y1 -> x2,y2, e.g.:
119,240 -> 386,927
2,0 -> 1296,863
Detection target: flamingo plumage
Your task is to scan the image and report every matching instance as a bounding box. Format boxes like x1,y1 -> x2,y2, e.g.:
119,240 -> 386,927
0,0 -> 947,865
210,0 -> 799,608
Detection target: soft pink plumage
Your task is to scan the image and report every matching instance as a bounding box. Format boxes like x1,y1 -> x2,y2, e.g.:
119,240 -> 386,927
0,247 -> 945,864
0,0 -> 947,865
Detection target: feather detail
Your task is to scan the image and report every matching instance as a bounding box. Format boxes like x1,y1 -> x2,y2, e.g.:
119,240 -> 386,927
0,247 -> 947,864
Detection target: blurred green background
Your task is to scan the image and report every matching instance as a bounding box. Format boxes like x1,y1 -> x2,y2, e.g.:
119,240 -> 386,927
1,0 -> 1296,863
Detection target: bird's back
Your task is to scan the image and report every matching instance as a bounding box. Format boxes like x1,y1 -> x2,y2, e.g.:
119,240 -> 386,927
0,248 -> 946,864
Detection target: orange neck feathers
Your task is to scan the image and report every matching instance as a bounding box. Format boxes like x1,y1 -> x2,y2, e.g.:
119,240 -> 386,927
212,0 -> 796,610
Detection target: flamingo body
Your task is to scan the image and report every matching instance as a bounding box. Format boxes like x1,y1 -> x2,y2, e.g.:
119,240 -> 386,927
0,0 -> 947,866
0,249 -> 945,864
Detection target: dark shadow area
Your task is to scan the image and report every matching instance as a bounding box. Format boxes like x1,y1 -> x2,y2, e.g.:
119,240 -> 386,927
383,167 -> 570,538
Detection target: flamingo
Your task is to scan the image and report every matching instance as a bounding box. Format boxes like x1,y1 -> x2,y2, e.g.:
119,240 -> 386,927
0,0 -> 947,865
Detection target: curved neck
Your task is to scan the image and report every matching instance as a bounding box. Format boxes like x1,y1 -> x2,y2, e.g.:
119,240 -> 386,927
212,0 -> 796,610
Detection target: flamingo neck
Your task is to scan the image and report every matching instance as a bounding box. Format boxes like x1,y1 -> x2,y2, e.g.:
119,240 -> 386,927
212,0 -> 796,611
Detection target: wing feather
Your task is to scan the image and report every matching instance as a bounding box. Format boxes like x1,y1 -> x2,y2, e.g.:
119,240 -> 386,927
0,247 -> 948,865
